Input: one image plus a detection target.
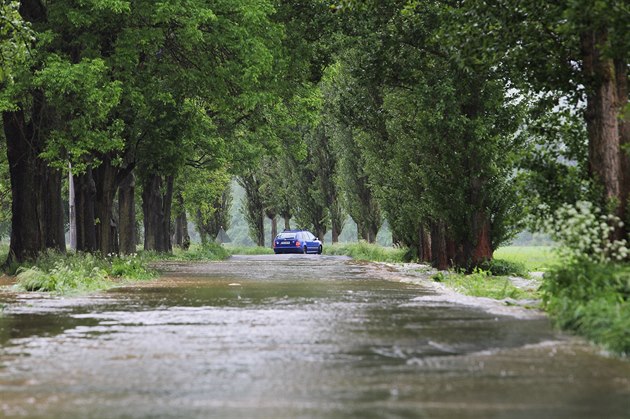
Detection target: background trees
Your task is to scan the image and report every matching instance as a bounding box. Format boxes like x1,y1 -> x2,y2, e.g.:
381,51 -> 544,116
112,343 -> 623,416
0,0 -> 627,272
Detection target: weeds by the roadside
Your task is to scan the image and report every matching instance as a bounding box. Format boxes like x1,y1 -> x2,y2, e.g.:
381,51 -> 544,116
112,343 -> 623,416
142,242 -> 231,261
223,245 -> 274,255
436,268 -> 530,300
542,261 -> 630,354
324,242 -> 406,262
13,251 -> 157,294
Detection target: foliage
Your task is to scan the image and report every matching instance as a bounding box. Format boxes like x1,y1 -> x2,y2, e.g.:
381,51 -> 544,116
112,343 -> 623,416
324,242 -> 406,262
109,253 -> 156,280
16,261 -> 109,293
544,201 -> 629,263
13,251 -> 157,293
441,269 -> 527,300
0,1 -> 34,110
542,261 -> 630,354
171,242 -> 230,261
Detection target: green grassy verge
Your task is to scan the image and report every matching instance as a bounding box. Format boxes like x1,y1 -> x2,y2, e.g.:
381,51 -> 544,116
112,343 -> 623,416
541,261 -> 630,355
14,251 -> 158,294
433,269 -> 535,300
138,242 -> 231,262
493,246 -> 558,272
223,245 -> 274,255
324,242 -> 407,262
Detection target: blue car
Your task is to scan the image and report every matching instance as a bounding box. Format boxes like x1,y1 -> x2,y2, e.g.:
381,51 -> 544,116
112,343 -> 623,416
273,230 -> 323,254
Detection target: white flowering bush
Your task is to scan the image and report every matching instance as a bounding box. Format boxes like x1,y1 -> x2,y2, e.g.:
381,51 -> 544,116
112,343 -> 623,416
544,201 -> 629,263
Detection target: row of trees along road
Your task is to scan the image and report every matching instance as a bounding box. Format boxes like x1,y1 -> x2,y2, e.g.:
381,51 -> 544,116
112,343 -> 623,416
1,1 -> 628,271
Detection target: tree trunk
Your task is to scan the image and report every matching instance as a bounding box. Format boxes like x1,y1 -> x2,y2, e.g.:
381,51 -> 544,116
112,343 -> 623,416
615,58 -> 629,238
118,172 -> 136,255
3,109 -> 44,264
173,193 -> 189,249
42,167 -> 66,252
471,211 -> 493,266
270,216 -> 278,247
75,168 -> 97,252
431,221 -> 448,270
419,225 -> 432,263
582,29 -> 621,211
283,217 -> 290,231
69,168 -> 77,250
142,174 -> 173,253
93,158 -> 119,255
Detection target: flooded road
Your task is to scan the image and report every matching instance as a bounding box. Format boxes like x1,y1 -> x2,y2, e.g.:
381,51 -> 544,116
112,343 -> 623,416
0,255 -> 629,418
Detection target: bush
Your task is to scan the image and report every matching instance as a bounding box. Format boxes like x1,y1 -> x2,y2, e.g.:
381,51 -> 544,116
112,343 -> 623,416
541,261 -> 630,354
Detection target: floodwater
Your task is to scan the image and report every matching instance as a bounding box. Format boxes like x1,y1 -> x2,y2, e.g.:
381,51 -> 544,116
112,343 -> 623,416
0,255 -> 628,418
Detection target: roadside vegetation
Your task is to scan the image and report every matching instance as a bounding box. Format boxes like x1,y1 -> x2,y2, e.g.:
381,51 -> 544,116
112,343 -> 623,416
324,242 -> 407,263
433,269 -> 528,301
0,1 -> 628,356
539,202 -> 630,354
13,251 -> 157,293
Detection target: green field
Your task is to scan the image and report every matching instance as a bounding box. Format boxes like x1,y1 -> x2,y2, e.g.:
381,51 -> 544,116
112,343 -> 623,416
494,246 -> 558,272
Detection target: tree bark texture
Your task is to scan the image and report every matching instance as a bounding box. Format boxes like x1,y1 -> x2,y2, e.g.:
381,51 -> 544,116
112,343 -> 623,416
3,109 -> 44,263
75,168 -> 97,252
431,221 -> 449,270
270,216 -> 278,247
173,192 -> 189,250
42,167 -> 66,252
582,29 -> 622,212
118,172 -> 136,255
142,174 -> 174,253
615,58 -> 629,237
419,225 -> 432,263
93,158 -> 119,255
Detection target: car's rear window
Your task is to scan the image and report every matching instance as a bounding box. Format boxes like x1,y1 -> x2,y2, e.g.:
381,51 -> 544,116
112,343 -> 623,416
276,233 -> 296,239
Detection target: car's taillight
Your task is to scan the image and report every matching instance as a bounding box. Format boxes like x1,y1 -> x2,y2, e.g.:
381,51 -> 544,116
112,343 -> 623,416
295,241 -> 301,247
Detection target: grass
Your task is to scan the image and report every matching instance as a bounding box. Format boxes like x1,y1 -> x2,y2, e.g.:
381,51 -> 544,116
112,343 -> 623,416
434,269 -> 531,300
13,250 -> 158,294
141,242 -> 231,262
324,242 -> 407,262
223,245 -> 274,255
541,261 -> 630,355
494,246 -> 558,272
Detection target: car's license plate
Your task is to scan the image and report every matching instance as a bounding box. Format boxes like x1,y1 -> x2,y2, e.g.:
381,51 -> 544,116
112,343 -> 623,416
281,241 -> 289,245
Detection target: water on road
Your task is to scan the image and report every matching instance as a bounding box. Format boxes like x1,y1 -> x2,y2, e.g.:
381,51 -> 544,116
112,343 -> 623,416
0,255 -> 629,418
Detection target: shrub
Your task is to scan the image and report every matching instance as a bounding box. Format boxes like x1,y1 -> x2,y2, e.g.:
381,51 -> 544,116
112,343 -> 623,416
543,201 -> 628,263
542,261 -> 630,354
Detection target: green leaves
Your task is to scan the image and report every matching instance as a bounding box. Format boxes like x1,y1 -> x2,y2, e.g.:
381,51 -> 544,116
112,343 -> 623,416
33,55 -> 124,171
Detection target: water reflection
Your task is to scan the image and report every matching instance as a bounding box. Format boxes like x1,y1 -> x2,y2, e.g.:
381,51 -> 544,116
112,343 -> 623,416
0,256 -> 629,418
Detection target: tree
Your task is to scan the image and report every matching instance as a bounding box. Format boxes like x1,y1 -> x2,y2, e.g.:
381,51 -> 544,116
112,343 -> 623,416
238,170 -> 265,247
455,0 -> 630,238
327,1 -> 524,268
